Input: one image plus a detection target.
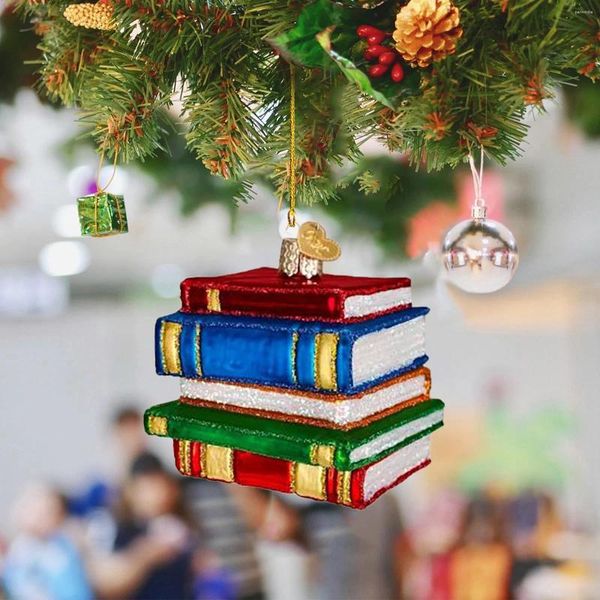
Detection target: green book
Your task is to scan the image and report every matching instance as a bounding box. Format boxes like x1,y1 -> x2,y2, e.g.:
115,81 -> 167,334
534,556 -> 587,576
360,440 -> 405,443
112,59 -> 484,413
145,398 -> 444,470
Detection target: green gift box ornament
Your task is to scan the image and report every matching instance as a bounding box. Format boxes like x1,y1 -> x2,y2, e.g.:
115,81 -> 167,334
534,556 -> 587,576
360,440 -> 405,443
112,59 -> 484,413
77,192 -> 128,237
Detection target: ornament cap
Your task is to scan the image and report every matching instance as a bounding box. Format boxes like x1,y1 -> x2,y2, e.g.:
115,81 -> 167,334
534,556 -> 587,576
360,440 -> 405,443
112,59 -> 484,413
471,205 -> 487,220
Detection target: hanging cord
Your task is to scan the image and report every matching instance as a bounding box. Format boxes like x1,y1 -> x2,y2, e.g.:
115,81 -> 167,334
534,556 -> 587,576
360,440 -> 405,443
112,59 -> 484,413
467,148 -> 486,220
93,143 -> 123,235
95,144 -> 119,194
287,62 -> 297,228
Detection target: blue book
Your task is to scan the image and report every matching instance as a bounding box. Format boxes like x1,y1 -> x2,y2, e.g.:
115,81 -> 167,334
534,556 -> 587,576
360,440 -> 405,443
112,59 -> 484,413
155,307 -> 429,394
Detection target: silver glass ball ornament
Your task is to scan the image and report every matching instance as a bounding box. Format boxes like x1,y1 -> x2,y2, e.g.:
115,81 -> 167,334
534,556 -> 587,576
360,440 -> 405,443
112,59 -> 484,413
441,206 -> 519,294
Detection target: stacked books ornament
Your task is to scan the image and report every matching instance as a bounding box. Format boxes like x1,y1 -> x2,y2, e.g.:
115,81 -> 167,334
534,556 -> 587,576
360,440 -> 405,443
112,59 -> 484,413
145,224 -> 444,508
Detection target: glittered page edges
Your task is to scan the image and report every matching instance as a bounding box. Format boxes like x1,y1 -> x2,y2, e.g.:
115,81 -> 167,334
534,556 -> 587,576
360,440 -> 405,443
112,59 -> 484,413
352,316 -> 426,386
180,367 -> 431,430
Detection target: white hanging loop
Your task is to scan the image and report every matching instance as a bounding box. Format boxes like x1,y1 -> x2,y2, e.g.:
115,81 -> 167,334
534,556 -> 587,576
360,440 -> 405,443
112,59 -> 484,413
467,149 -> 486,220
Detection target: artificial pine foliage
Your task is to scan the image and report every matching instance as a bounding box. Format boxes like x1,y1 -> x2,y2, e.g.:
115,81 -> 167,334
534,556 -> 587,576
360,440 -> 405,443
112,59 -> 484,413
18,0 -> 600,205
564,76 -> 600,139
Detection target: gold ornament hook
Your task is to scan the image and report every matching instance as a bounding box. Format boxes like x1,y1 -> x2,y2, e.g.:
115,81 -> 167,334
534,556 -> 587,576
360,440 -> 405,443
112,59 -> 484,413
288,63 -> 297,228
277,63 -> 341,279
467,148 -> 486,220
95,143 -> 119,194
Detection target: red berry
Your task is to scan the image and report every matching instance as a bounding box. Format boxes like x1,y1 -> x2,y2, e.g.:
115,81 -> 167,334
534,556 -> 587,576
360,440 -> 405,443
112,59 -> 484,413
367,31 -> 386,45
368,63 -> 390,78
378,51 -> 397,65
363,44 -> 387,61
356,24 -> 383,38
391,62 -> 405,83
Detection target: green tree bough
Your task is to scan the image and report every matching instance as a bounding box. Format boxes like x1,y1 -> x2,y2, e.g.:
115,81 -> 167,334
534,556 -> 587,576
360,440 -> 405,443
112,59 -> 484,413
16,0 -> 600,206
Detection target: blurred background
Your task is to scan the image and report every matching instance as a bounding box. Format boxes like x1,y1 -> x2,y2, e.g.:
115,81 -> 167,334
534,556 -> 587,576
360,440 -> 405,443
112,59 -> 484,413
1,6 -> 600,600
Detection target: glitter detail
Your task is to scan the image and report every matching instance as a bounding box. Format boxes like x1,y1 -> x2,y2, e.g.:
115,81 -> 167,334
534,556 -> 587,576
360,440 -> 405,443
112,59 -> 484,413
336,471 -> 344,504
310,444 -> 335,467
159,322 -> 167,373
350,410 -> 442,463
195,324 -> 202,377
177,440 -> 184,473
204,444 -> 234,481
293,463 -> 326,500
185,440 -> 192,475
180,440 -> 191,475
290,458 -> 296,491
229,444 -> 235,481
206,288 -> 221,312
338,471 -> 352,505
352,316 -> 426,385
161,321 -> 183,375
147,415 -> 168,436
363,436 -> 430,501
181,397 -> 428,430
314,333 -> 320,388
180,370 -> 429,428
344,288 -> 412,318
291,332 -> 298,385
200,442 -> 206,477
314,333 -> 338,391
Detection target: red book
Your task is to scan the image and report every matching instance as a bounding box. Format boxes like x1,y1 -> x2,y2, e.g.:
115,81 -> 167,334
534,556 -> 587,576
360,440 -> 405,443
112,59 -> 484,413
173,435 -> 431,509
180,267 -> 411,321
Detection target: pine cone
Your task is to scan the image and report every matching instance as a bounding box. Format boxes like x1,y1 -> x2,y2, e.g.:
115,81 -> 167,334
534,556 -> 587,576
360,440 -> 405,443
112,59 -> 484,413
64,2 -> 115,31
393,0 -> 463,68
